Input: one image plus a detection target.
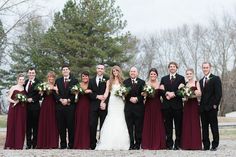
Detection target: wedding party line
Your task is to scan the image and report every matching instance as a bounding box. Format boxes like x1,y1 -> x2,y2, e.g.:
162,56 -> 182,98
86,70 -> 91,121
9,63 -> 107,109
4,61 -> 222,151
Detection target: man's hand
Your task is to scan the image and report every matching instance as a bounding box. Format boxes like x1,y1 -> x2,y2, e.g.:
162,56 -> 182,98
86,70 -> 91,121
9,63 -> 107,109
165,92 -> 175,100
130,97 -> 138,104
60,98 -> 67,106
100,102 -> 106,110
28,98 -> 33,103
97,95 -> 105,101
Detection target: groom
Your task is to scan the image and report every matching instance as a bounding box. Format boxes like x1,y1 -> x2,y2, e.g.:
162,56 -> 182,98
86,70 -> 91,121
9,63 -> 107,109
88,64 -> 109,150
124,66 -> 145,150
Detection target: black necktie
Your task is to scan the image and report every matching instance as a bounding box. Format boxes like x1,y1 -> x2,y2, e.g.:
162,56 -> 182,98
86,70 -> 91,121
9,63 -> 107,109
132,79 -> 136,88
204,77 -> 208,87
171,75 -> 175,84
64,79 -> 67,88
98,78 -> 101,86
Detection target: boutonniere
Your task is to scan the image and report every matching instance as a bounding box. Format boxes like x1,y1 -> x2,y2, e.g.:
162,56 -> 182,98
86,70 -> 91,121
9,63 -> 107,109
100,78 -> 106,83
31,80 -> 35,84
65,78 -> 71,83
208,76 -> 213,80
134,80 -> 138,84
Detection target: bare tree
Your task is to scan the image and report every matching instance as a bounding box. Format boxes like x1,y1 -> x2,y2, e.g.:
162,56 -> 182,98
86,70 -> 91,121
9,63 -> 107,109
134,12 -> 236,115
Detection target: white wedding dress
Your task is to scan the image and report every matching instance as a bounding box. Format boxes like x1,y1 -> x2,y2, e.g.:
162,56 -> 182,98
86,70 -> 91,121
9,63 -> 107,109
95,84 -> 130,150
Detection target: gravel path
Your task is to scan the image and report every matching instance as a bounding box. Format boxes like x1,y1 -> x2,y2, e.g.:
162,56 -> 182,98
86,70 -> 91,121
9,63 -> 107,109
0,140 -> 235,157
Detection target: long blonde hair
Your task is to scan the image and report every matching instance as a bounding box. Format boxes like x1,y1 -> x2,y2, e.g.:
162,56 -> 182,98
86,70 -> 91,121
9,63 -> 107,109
47,71 -> 56,84
109,65 -> 124,91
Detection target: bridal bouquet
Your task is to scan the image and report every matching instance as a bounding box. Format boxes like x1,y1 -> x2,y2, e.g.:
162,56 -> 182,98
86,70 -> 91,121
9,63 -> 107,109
13,93 -> 27,107
115,86 -> 130,100
143,84 -> 155,98
177,85 -> 196,101
35,82 -> 50,95
71,84 -> 85,102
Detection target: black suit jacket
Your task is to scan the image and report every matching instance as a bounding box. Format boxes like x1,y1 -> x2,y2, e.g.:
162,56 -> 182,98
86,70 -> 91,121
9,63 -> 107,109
88,76 -> 109,111
123,78 -> 145,106
160,74 -> 185,110
55,76 -> 78,108
199,74 -> 222,112
24,78 -> 41,110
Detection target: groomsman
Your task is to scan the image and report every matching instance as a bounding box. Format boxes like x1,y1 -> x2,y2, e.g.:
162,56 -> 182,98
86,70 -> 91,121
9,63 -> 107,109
55,64 -> 78,149
124,67 -> 145,150
24,67 -> 41,149
199,62 -> 222,151
88,64 -> 109,150
160,62 -> 185,150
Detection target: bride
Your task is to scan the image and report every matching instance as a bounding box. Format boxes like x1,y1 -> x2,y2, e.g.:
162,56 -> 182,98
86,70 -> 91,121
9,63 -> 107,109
96,65 -> 130,150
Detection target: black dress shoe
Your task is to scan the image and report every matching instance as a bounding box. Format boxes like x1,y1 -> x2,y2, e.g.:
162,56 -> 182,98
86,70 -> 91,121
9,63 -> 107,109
67,146 -> 73,149
173,146 -> 180,150
60,146 -> 67,149
133,145 -> 140,150
26,145 -> 31,149
129,145 -> 135,150
166,146 -> 173,150
210,147 -> 217,151
203,147 -> 210,151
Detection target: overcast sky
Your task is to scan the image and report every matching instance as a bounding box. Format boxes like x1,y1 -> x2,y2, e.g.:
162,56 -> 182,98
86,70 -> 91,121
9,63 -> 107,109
3,0 -> 236,37
35,0 -> 236,37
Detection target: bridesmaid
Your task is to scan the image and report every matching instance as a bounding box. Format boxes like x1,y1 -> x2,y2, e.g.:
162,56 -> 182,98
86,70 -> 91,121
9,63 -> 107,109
5,73 -> 27,149
181,68 -> 202,150
37,71 -> 59,149
74,71 -> 92,149
141,68 -> 166,150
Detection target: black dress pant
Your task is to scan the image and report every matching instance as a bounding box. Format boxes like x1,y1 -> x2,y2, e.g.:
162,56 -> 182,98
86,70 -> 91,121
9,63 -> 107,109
124,104 -> 144,148
56,105 -> 75,149
90,109 -> 107,150
162,108 -> 183,149
201,109 -> 219,149
26,109 -> 40,148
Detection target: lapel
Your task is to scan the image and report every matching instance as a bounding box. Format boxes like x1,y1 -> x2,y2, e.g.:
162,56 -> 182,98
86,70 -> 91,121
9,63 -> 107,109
205,74 -> 214,88
92,77 -> 99,90
128,78 -> 132,86
130,77 -> 138,90
27,79 -> 37,93
97,76 -> 106,89
168,74 -> 177,85
24,79 -> 29,89
59,77 -> 66,91
200,74 -> 213,92
64,76 -> 72,90
200,78 -> 204,91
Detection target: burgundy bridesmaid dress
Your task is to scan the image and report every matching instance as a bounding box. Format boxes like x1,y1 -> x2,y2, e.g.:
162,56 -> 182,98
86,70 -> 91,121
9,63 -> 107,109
37,91 -> 59,149
141,89 -> 166,150
74,94 -> 90,149
181,86 -> 202,150
5,90 -> 27,149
